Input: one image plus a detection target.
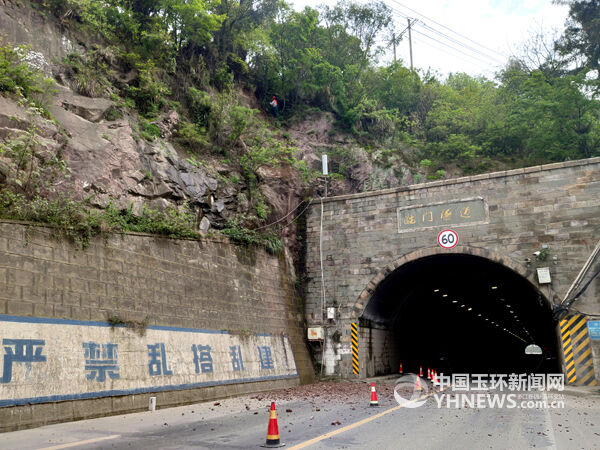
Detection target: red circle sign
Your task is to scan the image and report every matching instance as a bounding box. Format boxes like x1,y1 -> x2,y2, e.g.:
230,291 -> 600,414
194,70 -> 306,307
438,229 -> 459,249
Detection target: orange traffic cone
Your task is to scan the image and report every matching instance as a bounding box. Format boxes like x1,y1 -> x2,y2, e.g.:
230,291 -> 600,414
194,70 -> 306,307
419,366 -> 423,377
399,362 -> 403,374
262,402 -> 285,448
415,374 -> 423,391
370,382 -> 379,407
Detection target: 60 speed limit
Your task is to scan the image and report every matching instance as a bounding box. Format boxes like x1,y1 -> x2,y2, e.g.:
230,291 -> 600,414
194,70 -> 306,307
437,229 -> 458,249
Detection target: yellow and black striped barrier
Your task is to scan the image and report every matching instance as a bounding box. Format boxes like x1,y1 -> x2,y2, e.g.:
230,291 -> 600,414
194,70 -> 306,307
351,322 -> 359,375
560,315 -> 597,386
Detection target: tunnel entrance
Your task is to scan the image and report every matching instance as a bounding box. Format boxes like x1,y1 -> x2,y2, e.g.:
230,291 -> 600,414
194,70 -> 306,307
360,253 -> 560,377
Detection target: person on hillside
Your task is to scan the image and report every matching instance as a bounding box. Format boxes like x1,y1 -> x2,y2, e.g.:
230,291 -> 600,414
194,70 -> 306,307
269,95 -> 278,118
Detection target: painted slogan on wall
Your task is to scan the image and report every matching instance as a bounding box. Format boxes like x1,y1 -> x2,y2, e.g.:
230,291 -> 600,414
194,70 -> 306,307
0,315 -> 298,407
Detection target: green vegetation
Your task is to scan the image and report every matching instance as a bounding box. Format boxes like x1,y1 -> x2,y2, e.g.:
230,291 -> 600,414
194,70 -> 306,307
1,0 -> 598,252
222,219 -> 283,255
107,314 -> 149,337
36,0 -> 598,171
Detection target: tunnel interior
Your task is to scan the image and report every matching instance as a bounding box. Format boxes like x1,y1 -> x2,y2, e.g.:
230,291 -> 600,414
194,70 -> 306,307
361,254 -> 560,376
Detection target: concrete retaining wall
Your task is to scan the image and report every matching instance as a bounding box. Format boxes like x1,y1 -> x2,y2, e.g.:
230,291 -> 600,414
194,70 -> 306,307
0,221 -> 313,431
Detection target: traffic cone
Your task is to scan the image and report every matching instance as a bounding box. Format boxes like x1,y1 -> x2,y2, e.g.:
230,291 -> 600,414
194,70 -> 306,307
435,371 -> 439,384
415,374 -> 423,391
399,362 -> 403,374
370,382 -> 379,407
427,368 -> 431,380
261,402 -> 285,448
419,366 -> 423,377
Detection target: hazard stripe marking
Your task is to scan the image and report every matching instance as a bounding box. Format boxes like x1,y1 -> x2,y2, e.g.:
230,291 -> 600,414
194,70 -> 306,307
559,315 -> 596,385
351,322 -> 359,375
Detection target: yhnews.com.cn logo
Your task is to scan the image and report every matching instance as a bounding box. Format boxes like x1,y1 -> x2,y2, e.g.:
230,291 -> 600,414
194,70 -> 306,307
394,373 -> 565,409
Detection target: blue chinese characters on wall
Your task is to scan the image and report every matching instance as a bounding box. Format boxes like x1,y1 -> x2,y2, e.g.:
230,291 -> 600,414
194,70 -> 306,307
82,342 -> 120,382
229,345 -> 245,371
257,346 -> 274,370
0,339 -> 46,383
192,344 -> 213,374
147,343 -> 173,376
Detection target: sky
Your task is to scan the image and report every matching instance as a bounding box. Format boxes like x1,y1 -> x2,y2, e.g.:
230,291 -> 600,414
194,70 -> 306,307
289,0 -> 570,79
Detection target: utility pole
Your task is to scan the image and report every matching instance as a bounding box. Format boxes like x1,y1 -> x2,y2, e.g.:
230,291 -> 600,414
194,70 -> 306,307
407,18 -> 413,70
392,32 -> 397,64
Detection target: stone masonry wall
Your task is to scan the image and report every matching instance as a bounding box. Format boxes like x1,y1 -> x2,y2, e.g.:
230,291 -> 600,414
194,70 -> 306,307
306,157 -> 600,377
0,221 -> 313,431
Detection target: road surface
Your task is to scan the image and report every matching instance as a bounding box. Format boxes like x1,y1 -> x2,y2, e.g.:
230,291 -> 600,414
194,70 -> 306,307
1,379 -> 599,449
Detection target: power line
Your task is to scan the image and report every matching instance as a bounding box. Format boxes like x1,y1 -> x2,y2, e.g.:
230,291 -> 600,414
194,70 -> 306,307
387,0 -> 508,59
386,5 -> 505,66
410,27 -> 502,70
418,22 -> 506,65
410,36 -> 497,72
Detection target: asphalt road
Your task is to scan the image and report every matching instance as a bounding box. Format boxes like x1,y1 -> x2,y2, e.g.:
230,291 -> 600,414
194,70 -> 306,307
1,380 -> 599,449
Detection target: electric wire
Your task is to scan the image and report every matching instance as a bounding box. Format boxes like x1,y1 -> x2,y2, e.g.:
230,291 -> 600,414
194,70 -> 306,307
410,28 -> 502,69
386,6 -> 504,68
410,36 -> 498,71
388,0 -> 508,59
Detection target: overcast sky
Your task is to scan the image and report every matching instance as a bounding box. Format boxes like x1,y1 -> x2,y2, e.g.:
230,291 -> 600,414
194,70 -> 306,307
289,0 -> 569,79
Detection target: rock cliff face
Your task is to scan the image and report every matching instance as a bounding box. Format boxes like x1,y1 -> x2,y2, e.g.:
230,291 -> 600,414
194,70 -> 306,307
0,0 -> 413,239
0,1 -> 248,231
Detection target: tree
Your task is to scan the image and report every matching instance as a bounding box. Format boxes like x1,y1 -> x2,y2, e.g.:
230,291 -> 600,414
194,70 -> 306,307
320,0 -> 393,65
555,0 -> 600,85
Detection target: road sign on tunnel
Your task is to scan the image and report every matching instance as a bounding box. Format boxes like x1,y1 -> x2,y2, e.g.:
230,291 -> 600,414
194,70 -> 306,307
437,229 -> 459,249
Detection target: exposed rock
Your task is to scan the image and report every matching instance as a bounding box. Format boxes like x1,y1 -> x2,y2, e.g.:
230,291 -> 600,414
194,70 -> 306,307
0,1 -> 84,75
0,96 -> 59,139
57,84 -> 113,122
199,216 -> 211,233
154,110 -> 180,139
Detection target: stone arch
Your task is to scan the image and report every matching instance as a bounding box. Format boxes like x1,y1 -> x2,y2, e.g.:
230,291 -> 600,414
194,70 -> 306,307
352,245 -> 554,319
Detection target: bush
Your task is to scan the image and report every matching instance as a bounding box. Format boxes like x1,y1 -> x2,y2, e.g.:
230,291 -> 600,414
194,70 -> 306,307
62,52 -> 112,97
187,87 -> 212,126
0,190 -> 200,248
221,218 -> 283,254
127,60 -> 170,117
174,120 -> 208,151
0,44 -> 47,100
139,119 -> 161,141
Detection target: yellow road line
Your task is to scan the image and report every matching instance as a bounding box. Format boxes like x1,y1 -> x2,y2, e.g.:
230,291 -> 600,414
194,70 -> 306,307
39,435 -> 120,449
288,389 -> 442,449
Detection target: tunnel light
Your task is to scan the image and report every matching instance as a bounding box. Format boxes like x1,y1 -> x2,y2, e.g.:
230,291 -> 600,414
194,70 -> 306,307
499,298 -> 505,302
434,289 -> 440,293
485,318 -> 489,321
491,286 -> 498,290
468,307 -> 472,311
510,311 -> 514,313
506,304 -> 511,307
461,304 -> 466,308
478,314 -> 482,317
442,294 -> 448,297
452,300 -> 458,303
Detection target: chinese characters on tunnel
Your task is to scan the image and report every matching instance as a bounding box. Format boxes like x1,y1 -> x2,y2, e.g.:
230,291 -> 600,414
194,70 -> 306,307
397,198 -> 488,232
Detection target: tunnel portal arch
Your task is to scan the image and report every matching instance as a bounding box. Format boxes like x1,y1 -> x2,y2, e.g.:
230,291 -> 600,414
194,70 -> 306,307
353,246 -> 554,319
352,246 -> 561,378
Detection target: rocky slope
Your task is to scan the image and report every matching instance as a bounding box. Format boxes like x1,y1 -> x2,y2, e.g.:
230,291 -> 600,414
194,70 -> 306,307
0,0 -> 418,244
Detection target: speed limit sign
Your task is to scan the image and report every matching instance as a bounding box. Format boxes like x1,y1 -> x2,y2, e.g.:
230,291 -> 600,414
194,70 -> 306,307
437,229 -> 458,249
